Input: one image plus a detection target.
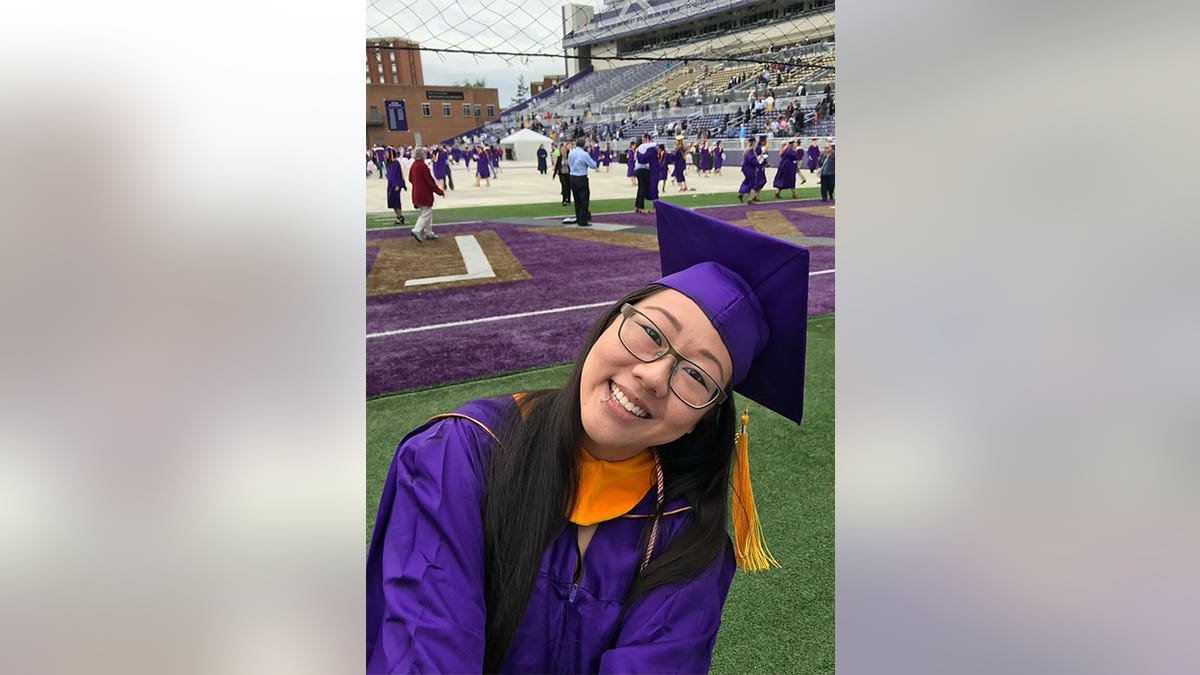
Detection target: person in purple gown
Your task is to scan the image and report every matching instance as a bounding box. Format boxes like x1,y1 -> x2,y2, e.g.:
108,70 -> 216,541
805,138 -> 821,174
384,148 -> 406,225
713,140 -> 725,174
463,145 -> 472,170
371,143 -> 386,179
474,146 -> 491,187
367,200 -> 812,674
699,141 -> 713,175
601,143 -> 613,172
626,141 -> 638,187
633,133 -> 657,213
654,144 -> 667,199
670,139 -> 691,192
589,142 -> 601,170
772,138 -> 806,199
450,145 -> 462,164
738,136 -> 769,203
430,145 -> 449,191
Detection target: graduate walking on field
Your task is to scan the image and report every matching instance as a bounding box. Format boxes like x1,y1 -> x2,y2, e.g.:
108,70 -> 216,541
738,136 -> 769,203
772,138 -> 806,199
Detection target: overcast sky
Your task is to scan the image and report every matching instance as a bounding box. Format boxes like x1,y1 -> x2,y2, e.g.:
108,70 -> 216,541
366,0 -> 601,105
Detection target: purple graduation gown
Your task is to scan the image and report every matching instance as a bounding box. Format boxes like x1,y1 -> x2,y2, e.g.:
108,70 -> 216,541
713,146 -> 725,170
699,147 -> 712,171
475,151 -> 491,179
366,396 -> 736,674
432,151 -> 448,180
626,149 -> 636,177
671,148 -> 687,182
738,146 -> 759,194
385,159 -> 405,209
773,146 -> 801,189
806,144 -> 821,171
753,147 -> 768,190
601,149 -> 612,166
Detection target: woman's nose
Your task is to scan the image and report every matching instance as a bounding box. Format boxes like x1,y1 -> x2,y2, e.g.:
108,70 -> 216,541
632,356 -> 674,398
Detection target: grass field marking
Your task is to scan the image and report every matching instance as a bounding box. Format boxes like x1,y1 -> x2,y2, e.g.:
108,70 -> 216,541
368,268 -> 834,339
369,219 -> 479,232
366,300 -> 616,339
404,235 -> 495,287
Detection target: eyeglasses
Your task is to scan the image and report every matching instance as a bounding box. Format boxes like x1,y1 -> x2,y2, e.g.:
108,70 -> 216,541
617,304 -> 728,409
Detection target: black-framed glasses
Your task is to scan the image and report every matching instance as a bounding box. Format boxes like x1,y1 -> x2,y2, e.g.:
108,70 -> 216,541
617,304 -> 728,409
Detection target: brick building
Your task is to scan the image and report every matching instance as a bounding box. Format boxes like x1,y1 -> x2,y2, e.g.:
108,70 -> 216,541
365,38 -> 500,147
529,74 -> 565,96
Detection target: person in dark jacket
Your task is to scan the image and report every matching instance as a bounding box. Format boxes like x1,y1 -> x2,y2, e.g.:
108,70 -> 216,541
552,142 -> 572,207
536,144 -> 548,174
408,146 -> 446,242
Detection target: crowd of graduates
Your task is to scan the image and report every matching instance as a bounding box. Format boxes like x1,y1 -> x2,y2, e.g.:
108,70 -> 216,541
366,131 -> 834,238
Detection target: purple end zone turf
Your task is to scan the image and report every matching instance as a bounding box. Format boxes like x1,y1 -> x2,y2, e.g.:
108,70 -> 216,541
368,207 -> 834,395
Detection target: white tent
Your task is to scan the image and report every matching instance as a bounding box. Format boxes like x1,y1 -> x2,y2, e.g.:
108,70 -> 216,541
498,128 -> 555,162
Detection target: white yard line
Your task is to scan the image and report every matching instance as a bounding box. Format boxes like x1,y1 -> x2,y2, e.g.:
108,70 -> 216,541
368,269 -> 835,339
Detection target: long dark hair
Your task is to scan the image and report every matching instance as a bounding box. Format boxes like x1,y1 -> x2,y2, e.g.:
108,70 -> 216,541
481,285 -> 738,671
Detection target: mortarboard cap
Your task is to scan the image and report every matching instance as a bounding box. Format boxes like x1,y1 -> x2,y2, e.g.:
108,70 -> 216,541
652,200 -> 809,426
757,134 -> 768,142
651,200 -> 809,572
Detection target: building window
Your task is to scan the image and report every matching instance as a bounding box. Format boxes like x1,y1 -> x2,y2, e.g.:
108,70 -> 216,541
391,75 -> 398,84
369,106 -> 379,121
474,105 -> 482,117
421,103 -> 431,117
486,104 -> 495,116
463,103 -> 471,117
442,103 -> 452,117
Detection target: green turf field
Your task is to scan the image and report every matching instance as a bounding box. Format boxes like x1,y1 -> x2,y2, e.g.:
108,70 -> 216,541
366,314 -> 833,674
366,187 -> 822,228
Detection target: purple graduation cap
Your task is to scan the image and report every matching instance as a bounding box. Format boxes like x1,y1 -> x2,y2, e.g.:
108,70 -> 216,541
652,199 -> 809,425
651,199 -> 809,571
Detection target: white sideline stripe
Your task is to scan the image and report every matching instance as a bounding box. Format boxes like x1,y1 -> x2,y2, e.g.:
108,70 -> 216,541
404,235 -> 495,286
367,268 -> 834,339
367,301 -> 614,339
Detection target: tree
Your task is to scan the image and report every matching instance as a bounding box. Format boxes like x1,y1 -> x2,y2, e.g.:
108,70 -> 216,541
455,78 -> 487,88
510,75 -> 528,106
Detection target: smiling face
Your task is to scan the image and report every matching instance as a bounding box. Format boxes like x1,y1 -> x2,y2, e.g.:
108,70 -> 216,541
579,289 -> 733,461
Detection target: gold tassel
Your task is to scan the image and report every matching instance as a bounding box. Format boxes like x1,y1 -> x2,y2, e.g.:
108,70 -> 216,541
732,400 -> 781,572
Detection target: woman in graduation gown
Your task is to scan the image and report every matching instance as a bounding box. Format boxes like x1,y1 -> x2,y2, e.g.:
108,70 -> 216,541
738,136 -> 769,203
367,201 -> 811,674
772,138 -> 806,199
474,146 -> 491,187
626,141 -> 638,186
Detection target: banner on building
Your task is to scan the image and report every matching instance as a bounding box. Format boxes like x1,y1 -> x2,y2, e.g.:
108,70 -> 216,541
385,100 -> 408,131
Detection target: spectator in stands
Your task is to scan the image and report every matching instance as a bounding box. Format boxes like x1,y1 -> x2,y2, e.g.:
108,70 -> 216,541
633,132 -> 657,214
772,138 -> 805,199
818,143 -> 835,202
536,144 -> 548,175
407,146 -> 444,242
564,137 -> 597,227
